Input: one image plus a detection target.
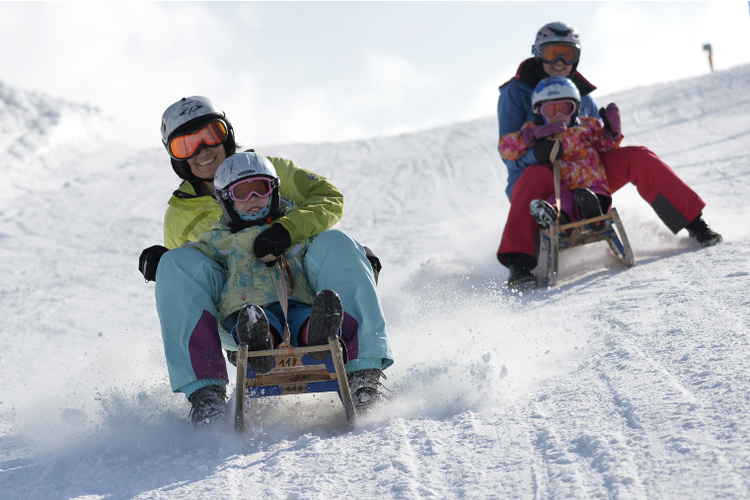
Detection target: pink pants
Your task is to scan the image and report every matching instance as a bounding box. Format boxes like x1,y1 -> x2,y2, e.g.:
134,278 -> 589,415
496,146 -> 706,266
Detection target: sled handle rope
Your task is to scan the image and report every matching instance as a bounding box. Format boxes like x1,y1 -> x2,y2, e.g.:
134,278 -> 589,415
274,256 -> 296,346
552,140 -> 562,226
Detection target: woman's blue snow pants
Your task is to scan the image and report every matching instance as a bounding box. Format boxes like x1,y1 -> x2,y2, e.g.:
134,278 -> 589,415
154,229 -> 394,398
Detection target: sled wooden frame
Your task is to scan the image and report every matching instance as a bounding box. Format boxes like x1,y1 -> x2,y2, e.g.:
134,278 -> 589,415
233,257 -> 356,433
234,337 -> 356,432
539,159 -> 635,286
539,208 -> 635,286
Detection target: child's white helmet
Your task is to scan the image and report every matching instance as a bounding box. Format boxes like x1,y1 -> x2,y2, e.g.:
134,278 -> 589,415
531,76 -> 581,125
214,151 -> 281,229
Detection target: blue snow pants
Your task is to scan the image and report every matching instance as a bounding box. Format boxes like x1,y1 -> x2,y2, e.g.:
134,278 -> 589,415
154,229 -> 394,398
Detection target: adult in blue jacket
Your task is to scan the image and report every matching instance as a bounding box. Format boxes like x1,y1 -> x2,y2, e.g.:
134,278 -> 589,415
497,22 -> 722,288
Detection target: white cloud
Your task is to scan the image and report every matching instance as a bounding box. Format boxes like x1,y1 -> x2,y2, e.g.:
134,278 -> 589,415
1,2 -> 749,151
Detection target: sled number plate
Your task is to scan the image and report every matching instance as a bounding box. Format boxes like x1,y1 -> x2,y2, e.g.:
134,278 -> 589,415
275,356 -> 302,368
280,383 -> 308,394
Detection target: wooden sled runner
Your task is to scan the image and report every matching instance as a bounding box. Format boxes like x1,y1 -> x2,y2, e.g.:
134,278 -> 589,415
539,160 -> 636,287
539,207 -> 635,286
233,258 -> 356,432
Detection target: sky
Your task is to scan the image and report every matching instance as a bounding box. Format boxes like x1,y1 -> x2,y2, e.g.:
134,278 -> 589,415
1,1 -> 748,150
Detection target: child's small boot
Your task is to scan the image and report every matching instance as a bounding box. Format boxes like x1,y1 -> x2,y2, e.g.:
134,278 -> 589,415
236,304 -> 275,374
302,289 -> 344,361
530,199 -> 572,237
575,188 -> 605,231
529,199 -> 558,229
685,213 -> 723,247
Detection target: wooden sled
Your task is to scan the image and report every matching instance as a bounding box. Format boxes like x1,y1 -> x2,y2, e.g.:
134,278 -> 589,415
539,207 -> 635,286
539,159 -> 636,287
233,258 -> 356,432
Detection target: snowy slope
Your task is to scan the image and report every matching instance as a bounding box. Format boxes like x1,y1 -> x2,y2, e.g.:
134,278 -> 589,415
0,64 -> 748,500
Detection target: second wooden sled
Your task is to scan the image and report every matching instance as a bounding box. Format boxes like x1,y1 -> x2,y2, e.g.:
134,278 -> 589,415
538,158 -> 635,286
540,207 -> 635,286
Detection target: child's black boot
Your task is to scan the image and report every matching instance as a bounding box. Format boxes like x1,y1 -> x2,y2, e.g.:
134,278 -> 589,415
236,304 -> 275,374
303,289 -> 344,361
575,188 -> 605,231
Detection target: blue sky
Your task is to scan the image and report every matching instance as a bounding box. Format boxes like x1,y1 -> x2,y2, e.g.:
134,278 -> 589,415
1,2 -> 747,149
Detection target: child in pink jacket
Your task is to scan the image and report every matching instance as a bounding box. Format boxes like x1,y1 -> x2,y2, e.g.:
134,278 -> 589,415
499,76 -> 623,231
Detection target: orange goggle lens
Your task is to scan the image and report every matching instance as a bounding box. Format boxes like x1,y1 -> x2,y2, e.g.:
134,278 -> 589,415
169,120 -> 228,159
229,177 -> 273,202
540,99 -> 577,120
539,44 -> 580,65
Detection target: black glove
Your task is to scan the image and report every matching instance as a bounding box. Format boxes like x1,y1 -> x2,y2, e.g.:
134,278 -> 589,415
253,224 -> 292,266
363,246 -> 382,285
533,137 -> 563,166
139,245 -> 168,282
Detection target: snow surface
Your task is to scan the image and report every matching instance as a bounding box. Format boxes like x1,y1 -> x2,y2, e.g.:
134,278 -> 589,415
1,64 -> 749,500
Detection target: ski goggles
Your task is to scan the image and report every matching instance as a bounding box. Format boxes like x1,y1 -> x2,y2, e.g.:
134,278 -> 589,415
538,43 -> 580,65
540,99 -> 577,121
228,177 -> 273,202
168,120 -> 228,160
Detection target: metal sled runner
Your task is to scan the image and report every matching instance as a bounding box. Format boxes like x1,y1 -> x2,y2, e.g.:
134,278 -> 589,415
233,258 -> 356,432
539,160 -> 636,286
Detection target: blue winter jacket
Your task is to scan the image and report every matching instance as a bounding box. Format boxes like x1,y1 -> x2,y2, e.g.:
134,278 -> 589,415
497,58 -> 600,200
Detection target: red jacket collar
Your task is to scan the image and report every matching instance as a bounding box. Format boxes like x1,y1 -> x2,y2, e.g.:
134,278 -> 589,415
501,57 -> 597,97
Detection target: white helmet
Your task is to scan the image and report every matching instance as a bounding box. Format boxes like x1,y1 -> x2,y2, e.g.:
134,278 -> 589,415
531,77 -> 581,125
160,96 -> 236,181
214,152 -> 281,229
532,22 -> 581,73
532,22 -> 581,57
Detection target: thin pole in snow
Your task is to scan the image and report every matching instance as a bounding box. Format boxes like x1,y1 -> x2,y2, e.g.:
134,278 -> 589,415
702,43 -> 714,72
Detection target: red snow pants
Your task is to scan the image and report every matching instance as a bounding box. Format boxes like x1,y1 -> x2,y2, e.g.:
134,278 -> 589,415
496,146 -> 706,267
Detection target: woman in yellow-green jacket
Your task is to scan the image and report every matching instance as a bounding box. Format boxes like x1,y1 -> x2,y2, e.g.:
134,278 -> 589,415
138,96 -> 392,425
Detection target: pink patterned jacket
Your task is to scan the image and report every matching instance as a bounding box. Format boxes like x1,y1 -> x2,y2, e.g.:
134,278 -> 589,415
499,117 -> 623,193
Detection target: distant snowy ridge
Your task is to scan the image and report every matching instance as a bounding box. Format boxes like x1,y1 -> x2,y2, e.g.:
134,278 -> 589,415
0,80 -> 110,161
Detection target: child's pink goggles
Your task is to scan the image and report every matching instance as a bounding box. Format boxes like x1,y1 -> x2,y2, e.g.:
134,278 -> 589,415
229,177 -> 273,202
540,99 -> 577,121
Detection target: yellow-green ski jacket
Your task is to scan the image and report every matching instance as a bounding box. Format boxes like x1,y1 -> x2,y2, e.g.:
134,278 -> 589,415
163,156 -> 344,249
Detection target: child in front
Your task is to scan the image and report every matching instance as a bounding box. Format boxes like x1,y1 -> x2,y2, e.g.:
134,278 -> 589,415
499,76 -> 623,231
183,152 -> 343,376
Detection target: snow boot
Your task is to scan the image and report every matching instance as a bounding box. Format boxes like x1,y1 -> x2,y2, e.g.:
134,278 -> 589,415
348,369 -> 388,414
507,253 -> 537,290
685,213 -> 723,247
529,199 -> 572,237
236,304 -> 275,374
575,188 -> 605,231
303,289 -> 344,361
188,385 -> 228,427
529,199 -> 558,229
